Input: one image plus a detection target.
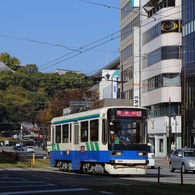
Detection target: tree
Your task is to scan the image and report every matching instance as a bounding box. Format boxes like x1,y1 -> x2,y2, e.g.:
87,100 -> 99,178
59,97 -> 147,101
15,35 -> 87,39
35,89 -> 97,126
17,64 -> 38,74
0,86 -> 31,123
0,58 -> 93,125
0,52 -> 20,70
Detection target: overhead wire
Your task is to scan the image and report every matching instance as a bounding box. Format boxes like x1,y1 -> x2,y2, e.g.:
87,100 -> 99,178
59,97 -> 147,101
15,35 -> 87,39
0,3 -> 182,74
0,3 -> 184,81
40,4 -> 182,73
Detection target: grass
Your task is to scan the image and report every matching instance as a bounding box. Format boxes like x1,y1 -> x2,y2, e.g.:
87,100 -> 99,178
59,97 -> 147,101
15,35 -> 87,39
89,184 -> 195,195
0,152 -> 50,168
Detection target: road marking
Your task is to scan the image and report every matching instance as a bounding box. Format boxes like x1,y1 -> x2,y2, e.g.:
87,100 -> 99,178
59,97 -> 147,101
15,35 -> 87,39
0,181 -> 46,184
0,188 -> 90,195
0,184 -> 56,188
99,191 -> 114,194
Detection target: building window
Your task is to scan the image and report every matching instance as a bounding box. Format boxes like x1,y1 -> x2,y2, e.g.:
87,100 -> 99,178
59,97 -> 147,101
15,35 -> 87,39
143,73 -> 180,93
121,15 -> 140,41
121,44 -> 133,63
121,0 -> 133,21
147,0 -> 175,18
144,46 -> 181,68
159,139 -> 163,153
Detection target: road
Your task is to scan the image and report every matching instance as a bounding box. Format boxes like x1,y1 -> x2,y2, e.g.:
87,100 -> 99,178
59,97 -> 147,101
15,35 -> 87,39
0,146 -> 48,158
0,162 -> 195,195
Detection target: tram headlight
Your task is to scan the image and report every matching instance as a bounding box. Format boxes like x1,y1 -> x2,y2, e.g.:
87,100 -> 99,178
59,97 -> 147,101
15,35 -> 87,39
111,151 -> 123,156
137,152 -> 147,157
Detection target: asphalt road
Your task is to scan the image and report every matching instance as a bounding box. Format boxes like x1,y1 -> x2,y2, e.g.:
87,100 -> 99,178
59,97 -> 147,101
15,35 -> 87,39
0,163 -> 195,195
1,147 -> 195,194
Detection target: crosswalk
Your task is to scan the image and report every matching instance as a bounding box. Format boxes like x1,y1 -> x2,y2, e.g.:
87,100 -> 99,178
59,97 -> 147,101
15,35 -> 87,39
0,170 -> 114,195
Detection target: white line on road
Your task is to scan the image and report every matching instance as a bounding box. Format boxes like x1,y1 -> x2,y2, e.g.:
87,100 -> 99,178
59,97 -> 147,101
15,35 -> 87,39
0,188 -> 90,195
0,184 -> 56,188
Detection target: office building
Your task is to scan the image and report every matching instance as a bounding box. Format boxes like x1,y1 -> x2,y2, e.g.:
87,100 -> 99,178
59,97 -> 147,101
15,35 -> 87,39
181,0 -> 195,148
140,0 -> 182,156
120,0 -> 140,106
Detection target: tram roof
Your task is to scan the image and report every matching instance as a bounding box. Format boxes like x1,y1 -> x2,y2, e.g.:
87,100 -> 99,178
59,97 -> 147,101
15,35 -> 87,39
51,99 -> 146,124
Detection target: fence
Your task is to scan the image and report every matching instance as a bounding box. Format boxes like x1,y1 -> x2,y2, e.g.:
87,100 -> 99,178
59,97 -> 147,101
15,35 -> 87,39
1,150 -> 32,167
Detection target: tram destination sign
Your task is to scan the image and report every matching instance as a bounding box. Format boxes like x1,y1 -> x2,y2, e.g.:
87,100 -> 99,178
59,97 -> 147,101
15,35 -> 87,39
116,110 -> 142,117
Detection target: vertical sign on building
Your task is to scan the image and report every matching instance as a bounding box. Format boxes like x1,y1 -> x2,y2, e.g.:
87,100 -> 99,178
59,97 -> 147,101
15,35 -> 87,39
133,27 -> 140,107
113,75 -> 118,99
132,0 -> 139,7
102,70 -> 120,99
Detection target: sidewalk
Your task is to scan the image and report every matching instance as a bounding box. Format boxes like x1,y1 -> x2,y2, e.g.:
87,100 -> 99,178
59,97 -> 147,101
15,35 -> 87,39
155,157 -> 169,167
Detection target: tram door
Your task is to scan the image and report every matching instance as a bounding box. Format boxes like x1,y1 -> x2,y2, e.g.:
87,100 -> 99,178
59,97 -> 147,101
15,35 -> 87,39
72,123 -> 80,169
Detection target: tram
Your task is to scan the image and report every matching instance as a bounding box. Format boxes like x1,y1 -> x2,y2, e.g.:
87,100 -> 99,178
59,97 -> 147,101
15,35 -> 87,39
50,99 -> 148,175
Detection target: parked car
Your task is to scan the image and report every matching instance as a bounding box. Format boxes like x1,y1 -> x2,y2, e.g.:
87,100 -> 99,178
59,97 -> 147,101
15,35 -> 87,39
147,143 -> 155,169
13,145 -> 24,151
16,142 -> 25,147
169,148 -> 195,173
27,146 -> 34,153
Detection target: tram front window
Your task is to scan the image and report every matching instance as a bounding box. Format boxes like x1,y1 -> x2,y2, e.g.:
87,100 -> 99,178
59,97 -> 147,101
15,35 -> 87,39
109,119 -> 146,146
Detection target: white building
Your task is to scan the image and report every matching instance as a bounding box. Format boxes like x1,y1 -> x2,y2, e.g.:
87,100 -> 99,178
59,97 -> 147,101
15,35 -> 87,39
91,57 -> 120,100
120,0 -> 140,106
140,0 -> 182,157
54,69 -> 82,75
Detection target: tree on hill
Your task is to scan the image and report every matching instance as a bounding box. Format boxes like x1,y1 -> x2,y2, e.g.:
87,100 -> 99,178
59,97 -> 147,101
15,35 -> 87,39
0,52 -> 20,71
17,64 -> 38,74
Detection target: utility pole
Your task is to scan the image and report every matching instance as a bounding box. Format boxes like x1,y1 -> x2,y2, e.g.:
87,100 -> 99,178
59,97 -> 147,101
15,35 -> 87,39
169,97 -> 171,155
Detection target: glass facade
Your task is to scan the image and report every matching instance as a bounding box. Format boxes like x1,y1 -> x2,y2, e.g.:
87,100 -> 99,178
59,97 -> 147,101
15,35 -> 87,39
143,20 -> 182,45
143,46 -> 181,68
142,73 -> 181,93
121,16 -> 140,41
182,0 -> 195,148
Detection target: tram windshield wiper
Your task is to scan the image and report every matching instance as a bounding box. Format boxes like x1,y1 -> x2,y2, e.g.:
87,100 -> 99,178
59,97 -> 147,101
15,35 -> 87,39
117,137 -> 127,146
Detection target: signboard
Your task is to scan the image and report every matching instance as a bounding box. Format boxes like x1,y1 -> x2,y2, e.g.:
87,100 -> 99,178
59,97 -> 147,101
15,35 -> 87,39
133,27 -> 140,107
161,20 -> 179,33
102,70 -> 120,99
133,0 -> 139,7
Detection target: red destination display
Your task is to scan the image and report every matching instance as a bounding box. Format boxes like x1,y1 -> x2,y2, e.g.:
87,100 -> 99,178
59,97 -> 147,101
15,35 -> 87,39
117,110 -> 142,117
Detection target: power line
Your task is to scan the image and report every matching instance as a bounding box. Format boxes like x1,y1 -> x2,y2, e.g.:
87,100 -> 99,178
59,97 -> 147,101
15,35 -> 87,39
0,4 -> 182,74
78,0 -> 120,9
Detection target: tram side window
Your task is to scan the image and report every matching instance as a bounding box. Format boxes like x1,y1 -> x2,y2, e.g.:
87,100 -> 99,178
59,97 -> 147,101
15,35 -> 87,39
81,121 -> 88,142
51,126 -> 54,145
63,124 -> 69,143
102,119 -> 107,145
140,122 -> 146,144
90,120 -> 98,141
70,124 -> 72,143
56,125 -> 61,143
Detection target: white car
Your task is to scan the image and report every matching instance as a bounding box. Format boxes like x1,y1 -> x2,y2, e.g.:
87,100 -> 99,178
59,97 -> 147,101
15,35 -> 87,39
147,143 -> 155,169
27,146 -> 34,153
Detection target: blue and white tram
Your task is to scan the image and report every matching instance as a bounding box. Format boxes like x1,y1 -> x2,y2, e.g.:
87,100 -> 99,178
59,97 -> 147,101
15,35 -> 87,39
50,99 -> 148,175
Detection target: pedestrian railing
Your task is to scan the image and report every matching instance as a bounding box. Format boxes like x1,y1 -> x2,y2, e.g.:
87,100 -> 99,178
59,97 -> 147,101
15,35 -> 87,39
16,153 -> 32,167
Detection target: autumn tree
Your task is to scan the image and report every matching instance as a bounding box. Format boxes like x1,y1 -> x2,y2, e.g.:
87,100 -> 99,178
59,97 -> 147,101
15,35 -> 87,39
35,89 -> 97,126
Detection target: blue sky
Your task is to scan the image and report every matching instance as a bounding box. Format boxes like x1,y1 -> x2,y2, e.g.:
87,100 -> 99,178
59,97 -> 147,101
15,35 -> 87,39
0,0 -> 120,75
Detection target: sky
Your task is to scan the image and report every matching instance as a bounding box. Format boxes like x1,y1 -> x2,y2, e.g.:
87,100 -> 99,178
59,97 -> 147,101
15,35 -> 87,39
0,0 -> 120,75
